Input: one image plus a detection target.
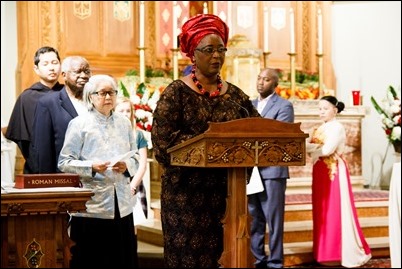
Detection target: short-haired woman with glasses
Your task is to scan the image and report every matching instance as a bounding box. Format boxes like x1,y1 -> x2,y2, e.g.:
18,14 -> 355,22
58,74 -> 139,268
151,14 -> 260,268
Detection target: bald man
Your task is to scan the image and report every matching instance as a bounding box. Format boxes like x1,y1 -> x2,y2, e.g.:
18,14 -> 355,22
248,68 -> 295,269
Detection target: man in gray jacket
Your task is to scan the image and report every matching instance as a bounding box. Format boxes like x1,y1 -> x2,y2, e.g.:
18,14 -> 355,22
248,68 -> 295,269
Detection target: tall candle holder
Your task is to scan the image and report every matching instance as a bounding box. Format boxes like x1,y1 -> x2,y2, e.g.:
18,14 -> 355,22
316,53 -> 324,97
263,52 -> 271,69
171,48 -> 180,80
138,47 -> 146,83
288,52 -> 296,99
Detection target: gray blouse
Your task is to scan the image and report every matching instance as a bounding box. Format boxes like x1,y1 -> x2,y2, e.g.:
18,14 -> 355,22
58,109 -> 138,219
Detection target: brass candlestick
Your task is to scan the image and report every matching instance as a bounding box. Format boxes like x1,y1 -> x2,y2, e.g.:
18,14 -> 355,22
288,53 -> 296,99
138,47 -> 146,83
171,48 -> 180,80
263,52 -> 271,69
316,53 -> 324,97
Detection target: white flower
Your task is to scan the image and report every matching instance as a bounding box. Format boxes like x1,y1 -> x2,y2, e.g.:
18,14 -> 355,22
118,75 -> 172,132
371,85 -> 401,143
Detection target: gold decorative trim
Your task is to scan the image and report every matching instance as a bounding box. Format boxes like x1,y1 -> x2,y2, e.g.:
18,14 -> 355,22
113,1 -> 131,22
171,139 -> 305,167
40,2 -> 51,45
24,238 -> 44,268
147,1 -> 156,68
7,203 -> 24,214
73,1 -> 91,20
302,1 -> 310,70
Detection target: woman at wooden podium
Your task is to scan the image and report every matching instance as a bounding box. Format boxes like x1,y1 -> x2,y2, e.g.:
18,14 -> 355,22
151,14 -> 259,268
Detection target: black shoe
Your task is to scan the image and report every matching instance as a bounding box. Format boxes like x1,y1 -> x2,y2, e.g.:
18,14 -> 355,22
255,262 -> 268,269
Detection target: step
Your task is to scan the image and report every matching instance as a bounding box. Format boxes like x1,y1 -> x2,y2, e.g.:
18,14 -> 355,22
137,219 -> 163,247
285,200 -> 389,222
282,216 -> 389,243
138,240 -> 163,259
286,176 -> 365,193
137,235 -> 390,267
139,190 -> 390,267
149,190 -> 390,222
137,241 -> 164,268
150,199 -> 161,221
281,236 -> 390,267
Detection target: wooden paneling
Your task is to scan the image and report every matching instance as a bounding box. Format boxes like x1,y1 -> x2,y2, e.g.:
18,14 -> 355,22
64,2 -> 103,54
1,190 -> 93,268
62,2 -> 139,77
16,1 -> 143,93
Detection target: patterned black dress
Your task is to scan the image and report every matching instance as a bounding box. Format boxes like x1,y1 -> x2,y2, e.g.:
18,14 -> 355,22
151,80 -> 260,268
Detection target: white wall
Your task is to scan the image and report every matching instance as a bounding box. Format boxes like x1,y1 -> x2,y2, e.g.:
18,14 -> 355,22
1,1 -> 17,122
1,1 -> 17,169
332,1 -> 401,187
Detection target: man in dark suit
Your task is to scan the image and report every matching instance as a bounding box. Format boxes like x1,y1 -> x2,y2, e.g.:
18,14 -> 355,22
31,56 -> 91,173
248,68 -> 295,269
5,46 -> 63,173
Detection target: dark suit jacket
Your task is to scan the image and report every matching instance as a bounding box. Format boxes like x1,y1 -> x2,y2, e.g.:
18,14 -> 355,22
31,87 -> 79,173
5,82 -> 63,173
251,93 -> 295,179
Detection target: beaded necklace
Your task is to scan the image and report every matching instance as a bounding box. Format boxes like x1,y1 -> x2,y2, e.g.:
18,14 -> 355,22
191,65 -> 223,98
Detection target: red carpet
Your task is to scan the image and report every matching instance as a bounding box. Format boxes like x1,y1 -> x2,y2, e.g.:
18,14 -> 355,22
285,190 -> 389,205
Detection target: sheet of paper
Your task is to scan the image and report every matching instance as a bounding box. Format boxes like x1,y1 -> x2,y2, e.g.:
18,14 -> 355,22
246,166 -> 265,195
108,150 -> 137,167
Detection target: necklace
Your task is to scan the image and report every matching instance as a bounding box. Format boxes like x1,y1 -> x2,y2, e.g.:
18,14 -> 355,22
191,65 -> 223,98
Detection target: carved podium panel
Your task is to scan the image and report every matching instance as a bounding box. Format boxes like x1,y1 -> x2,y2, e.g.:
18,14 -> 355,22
1,190 -> 93,268
167,118 -> 308,268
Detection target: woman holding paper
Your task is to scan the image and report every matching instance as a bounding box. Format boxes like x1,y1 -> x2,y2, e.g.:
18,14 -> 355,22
58,74 -> 139,268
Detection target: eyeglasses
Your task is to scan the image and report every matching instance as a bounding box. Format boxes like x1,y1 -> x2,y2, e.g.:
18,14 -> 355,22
92,90 -> 118,98
68,69 -> 91,76
195,46 -> 228,56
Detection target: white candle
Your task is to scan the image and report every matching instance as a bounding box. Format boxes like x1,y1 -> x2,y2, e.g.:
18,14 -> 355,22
317,9 -> 323,54
172,1 -> 177,49
139,1 -> 145,47
263,7 -> 269,52
289,8 -> 295,53
203,2 -> 208,14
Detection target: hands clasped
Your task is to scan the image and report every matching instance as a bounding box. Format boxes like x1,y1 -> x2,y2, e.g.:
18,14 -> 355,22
92,161 -> 127,174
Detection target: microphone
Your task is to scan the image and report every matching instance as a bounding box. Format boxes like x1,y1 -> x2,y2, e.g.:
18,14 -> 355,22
223,94 -> 250,118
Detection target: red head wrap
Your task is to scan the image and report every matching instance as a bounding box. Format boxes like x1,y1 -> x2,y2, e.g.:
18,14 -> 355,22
179,14 -> 229,59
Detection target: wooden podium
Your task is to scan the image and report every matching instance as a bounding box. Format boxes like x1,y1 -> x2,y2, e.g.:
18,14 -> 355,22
1,189 -> 93,268
167,118 -> 308,268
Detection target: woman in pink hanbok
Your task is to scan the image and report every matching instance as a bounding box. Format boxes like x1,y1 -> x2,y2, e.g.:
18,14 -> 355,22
306,96 -> 371,267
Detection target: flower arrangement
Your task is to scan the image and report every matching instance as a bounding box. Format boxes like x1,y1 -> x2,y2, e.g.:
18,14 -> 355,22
370,85 -> 401,144
118,74 -> 172,132
275,69 -> 320,100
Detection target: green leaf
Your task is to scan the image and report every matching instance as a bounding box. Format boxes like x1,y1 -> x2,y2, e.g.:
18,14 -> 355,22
370,96 -> 386,116
119,81 -> 130,98
389,85 -> 397,99
137,82 -> 146,95
125,69 -> 138,76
